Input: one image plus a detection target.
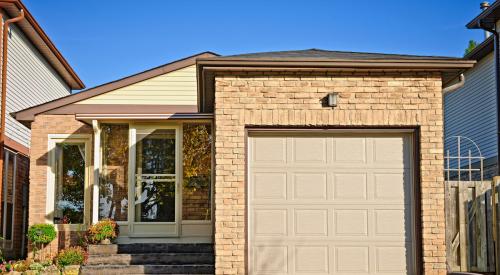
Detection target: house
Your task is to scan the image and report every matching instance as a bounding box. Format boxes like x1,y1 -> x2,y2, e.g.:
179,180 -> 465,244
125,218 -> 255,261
0,0 -> 83,258
444,1 -> 499,180
14,48 -> 474,274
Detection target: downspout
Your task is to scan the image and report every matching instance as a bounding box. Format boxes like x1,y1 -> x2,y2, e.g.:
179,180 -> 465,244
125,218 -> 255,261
0,9 -> 24,220
442,74 -> 465,95
478,19 -> 500,275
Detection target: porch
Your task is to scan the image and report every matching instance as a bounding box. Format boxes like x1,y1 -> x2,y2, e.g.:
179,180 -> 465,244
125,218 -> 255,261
48,119 -> 214,243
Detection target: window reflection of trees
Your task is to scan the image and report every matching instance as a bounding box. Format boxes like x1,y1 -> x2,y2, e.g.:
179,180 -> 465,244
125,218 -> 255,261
182,124 -> 212,221
54,143 -> 85,224
99,124 -> 129,221
135,130 -> 176,222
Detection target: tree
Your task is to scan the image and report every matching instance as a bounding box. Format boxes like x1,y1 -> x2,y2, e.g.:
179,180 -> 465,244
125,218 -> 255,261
464,40 -> 478,56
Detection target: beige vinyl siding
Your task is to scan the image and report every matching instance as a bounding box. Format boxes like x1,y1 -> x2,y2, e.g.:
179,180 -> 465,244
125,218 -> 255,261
2,14 -> 71,148
444,52 -> 497,160
77,65 -> 197,105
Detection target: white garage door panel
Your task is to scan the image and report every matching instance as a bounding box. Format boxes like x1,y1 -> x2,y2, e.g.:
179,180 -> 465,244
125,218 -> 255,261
249,134 -> 414,275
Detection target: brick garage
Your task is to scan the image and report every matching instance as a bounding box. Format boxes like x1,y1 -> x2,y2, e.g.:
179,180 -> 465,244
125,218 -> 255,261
201,69 -> 459,275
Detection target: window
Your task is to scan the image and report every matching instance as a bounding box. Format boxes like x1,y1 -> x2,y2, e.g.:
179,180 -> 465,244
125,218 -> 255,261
99,124 -> 129,221
54,143 -> 85,224
182,123 -> 212,221
48,135 -> 90,227
135,129 -> 176,222
1,150 -> 16,246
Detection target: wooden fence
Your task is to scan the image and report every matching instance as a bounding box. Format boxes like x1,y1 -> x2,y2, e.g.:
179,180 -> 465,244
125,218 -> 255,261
445,180 -> 499,273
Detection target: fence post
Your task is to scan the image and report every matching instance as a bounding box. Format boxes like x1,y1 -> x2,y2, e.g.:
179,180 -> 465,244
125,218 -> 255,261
493,176 -> 500,275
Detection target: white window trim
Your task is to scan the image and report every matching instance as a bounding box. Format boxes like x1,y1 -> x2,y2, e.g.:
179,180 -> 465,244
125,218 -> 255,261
47,134 -> 92,231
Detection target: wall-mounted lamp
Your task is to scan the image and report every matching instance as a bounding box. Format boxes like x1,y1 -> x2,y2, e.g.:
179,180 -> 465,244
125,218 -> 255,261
327,92 -> 338,107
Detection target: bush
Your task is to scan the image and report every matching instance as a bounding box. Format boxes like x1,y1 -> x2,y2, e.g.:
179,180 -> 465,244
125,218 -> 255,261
27,223 -> 57,245
56,246 -> 86,267
86,219 -> 119,244
12,259 -> 30,272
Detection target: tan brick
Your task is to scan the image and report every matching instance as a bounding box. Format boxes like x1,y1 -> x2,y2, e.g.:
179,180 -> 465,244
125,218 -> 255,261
213,72 -> 444,274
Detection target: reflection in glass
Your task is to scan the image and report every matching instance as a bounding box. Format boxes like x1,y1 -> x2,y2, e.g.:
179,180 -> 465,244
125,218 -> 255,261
182,123 -> 212,220
54,143 -> 85,224
135,129 -> 176,222
1,151 -> 15,240
99,124 -> 129,221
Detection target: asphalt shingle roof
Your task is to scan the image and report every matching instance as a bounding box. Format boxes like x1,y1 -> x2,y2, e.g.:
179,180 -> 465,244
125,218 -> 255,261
219,48 -> 463,61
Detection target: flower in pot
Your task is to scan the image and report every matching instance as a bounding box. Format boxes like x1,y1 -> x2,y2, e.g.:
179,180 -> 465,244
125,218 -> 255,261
86,219 -> 119,244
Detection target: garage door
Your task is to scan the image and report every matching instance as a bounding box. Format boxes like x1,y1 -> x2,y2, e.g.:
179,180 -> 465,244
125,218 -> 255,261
248,133 -> 415,275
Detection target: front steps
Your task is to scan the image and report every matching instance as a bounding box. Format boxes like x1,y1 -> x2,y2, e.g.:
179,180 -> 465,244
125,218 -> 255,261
81,243 -> 215,275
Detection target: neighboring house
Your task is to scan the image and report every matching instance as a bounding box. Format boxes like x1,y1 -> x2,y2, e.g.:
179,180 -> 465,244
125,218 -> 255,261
0,0 -> 84,258
444,17 -> 497,179
445,1 -> 500,180
14,49 -> 474,274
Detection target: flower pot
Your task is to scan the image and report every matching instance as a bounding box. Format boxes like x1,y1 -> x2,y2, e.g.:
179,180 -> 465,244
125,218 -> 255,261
100,238 -> 111,245
63,265 -> 80,275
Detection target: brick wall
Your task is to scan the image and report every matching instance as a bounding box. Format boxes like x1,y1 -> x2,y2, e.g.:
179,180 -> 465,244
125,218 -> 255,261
213,71 -> 445,274
29,114 -> 93,253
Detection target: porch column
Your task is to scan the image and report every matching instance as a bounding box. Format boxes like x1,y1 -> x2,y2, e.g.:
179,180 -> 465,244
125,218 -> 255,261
92,120 -> 100,224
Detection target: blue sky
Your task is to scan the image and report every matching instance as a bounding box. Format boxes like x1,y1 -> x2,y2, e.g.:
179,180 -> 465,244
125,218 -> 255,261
23,0 -> 486,90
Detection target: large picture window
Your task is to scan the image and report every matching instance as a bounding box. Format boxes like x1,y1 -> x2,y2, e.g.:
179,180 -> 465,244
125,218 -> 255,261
99,124 -> 129,221
54,143 -> 85,224
182,123 -> 212,221
48,135 -> 90,228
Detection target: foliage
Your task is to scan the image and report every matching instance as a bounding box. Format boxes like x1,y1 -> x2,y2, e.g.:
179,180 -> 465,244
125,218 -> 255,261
27,224 -> 57,245
86,219 -> 119,244
464,40 -> 478,56
56,246 -> 86,267
27,223 -> 57,261
12,259 -> 30,272
0,260 -> 13,273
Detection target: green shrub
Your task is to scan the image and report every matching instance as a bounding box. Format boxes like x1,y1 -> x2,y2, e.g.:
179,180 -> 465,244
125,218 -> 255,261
27,224 -> 57,245
86,219 -> 119,244
56,246 -> 86,267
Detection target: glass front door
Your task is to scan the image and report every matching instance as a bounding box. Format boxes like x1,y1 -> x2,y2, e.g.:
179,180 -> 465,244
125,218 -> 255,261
129,124 -> 180,237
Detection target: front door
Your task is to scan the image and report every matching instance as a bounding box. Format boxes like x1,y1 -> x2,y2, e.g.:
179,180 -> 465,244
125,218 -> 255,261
128,124 -> 180,237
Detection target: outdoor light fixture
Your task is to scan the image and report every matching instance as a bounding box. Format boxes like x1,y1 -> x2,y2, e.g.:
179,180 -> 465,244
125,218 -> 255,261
327,92 -> 338,107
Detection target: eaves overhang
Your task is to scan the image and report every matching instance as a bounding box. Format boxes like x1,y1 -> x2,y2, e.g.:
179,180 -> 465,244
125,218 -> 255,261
197,58 -> 476,113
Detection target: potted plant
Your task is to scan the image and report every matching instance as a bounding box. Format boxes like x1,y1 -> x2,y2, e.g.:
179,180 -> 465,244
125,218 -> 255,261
86,219 -> 119,244
56,246 -> 85,275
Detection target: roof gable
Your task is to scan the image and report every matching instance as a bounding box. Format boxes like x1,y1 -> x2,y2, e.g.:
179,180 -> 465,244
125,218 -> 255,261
14,51 -> 218,122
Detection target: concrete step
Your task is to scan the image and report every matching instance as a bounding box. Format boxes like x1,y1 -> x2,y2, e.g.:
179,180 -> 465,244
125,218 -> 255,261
88,243 -> 214,255
87,253 -> 214,265
80,264 -> 215,275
